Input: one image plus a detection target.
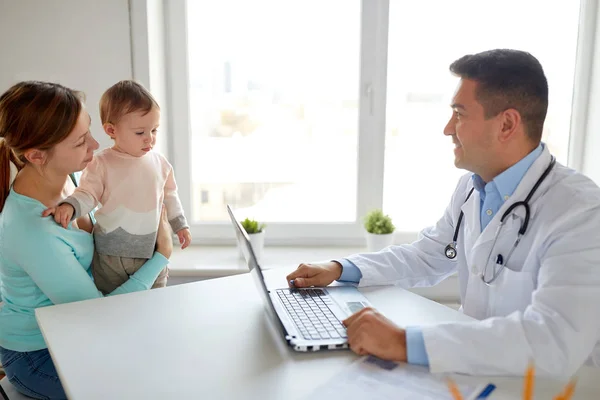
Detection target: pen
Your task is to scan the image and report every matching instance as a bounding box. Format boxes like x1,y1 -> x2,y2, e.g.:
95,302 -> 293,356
475,384 -> 496,399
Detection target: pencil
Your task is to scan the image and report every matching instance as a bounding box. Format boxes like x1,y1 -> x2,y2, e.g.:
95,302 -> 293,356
446,378 -> 464,400
523,362 -> 534,400
560,379 -> 577,400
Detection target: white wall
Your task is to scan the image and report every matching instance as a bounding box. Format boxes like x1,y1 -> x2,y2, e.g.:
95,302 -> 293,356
0,0 -> 133,150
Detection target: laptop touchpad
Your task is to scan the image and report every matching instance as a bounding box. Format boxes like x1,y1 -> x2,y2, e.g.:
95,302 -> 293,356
346,301 -> 367,314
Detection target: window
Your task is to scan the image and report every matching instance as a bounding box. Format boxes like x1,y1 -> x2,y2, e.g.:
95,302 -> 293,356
383,0 -> 581,231
165,0 -> 586,244
186,0 -> 361,223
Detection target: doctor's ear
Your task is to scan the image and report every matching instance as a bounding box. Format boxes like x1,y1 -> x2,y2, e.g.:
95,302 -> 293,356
498,108 -> 522,142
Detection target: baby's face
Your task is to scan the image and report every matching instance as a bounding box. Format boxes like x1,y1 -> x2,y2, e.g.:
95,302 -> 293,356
110,108 -> 160,157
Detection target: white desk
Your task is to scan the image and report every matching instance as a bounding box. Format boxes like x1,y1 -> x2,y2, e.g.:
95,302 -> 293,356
36,268 -> 600,399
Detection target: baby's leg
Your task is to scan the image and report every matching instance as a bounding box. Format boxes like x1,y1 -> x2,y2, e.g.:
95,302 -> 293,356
92,252 -> 132,294
151,267 -> 169,289
120,257 -> 168,289
93,254 -> 168,292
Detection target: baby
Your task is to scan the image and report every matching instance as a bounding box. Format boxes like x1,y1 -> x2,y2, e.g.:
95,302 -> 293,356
44,80 -> 191,293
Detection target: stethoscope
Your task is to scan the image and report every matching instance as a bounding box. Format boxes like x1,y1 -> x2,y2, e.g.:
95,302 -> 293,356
444,156 -> 556,285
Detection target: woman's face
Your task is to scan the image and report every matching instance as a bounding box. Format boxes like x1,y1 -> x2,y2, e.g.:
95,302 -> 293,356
49,108 -> 99,175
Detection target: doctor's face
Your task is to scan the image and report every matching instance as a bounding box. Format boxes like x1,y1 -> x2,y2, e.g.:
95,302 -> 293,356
443,79 -> 500,180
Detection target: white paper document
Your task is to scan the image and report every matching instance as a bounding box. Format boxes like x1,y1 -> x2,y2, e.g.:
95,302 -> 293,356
305,356 -> 492,400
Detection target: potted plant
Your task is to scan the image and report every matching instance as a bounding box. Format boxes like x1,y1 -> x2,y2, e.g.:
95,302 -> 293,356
239,218 -> 266,262
364,209 -> 395,252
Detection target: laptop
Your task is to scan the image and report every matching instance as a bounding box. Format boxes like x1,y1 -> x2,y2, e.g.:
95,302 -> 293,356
227,204 -> 372,352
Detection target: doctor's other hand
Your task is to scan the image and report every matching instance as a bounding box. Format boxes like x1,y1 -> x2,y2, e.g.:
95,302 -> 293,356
286,262 -> 342,288
343,307 -> 407,362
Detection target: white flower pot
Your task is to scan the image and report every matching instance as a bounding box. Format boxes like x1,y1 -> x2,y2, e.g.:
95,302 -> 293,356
238,230 -> 265,264
365,231 -> 394,252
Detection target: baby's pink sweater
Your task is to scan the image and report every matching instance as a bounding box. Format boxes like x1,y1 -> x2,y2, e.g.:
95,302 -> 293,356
63,148 -> 188,258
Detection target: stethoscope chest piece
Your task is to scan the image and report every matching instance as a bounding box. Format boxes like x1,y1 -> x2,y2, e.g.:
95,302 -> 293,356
445,243 -> 457,259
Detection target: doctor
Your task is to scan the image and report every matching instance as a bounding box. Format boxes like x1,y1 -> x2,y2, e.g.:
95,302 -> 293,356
287,49 -> 600,377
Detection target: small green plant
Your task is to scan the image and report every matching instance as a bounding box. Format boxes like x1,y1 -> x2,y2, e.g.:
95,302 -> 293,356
241,218 -> 265,234
364,209 -> 395,235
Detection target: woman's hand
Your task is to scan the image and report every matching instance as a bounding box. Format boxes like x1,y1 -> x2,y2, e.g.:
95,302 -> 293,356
156,205 -> 173,259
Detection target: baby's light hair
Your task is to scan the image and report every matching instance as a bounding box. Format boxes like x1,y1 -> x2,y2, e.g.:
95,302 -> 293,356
99,80 -> 159,125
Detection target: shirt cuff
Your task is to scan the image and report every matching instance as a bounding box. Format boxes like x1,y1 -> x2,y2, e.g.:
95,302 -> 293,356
406,326 -> 430,366
335,258 -> 362,283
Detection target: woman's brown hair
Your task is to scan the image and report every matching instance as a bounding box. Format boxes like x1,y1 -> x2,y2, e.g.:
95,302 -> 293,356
0,81 -> 82,212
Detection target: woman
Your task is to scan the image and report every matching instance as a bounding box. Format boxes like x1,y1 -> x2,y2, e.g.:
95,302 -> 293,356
0,81 -> 173,399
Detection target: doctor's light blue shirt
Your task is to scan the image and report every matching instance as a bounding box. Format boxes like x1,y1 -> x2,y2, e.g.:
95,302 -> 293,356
336,144 -> 544,367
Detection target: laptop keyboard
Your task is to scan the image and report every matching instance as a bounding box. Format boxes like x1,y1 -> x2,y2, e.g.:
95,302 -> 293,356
276,288 -> 347,341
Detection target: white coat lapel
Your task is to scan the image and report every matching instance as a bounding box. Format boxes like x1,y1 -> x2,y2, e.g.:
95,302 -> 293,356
460,187 -> 496,274
469,146 -> 552,253
461,145 -> 553,320
460,186 -> 480,260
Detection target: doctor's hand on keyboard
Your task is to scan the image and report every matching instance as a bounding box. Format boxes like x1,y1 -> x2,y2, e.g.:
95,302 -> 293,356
286,262 -> 343,288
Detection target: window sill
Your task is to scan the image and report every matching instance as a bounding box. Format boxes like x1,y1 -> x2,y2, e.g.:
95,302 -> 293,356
168,245 -> 460,303
168,245 -> 366,278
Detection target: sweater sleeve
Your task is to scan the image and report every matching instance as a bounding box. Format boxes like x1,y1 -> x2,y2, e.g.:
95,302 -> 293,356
61,157 -> 105,219
17,233 -> 168,304
162,161 -> 189,233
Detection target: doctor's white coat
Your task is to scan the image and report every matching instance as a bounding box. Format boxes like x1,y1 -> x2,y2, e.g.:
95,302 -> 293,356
347,146 -> 600,377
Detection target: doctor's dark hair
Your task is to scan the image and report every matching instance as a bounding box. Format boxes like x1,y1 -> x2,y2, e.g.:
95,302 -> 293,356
0,81 -> 83,212
449,49 -> 548,143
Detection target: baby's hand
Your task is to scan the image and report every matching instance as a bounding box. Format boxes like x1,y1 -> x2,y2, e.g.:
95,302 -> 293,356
42,203 -> 75,229
177,228 -> 192,249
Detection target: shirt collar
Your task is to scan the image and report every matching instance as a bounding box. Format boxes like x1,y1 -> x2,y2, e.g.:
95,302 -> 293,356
472,143 -> 544,199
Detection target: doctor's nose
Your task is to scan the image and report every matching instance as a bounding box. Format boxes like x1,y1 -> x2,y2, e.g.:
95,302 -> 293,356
443,118 -> 455,136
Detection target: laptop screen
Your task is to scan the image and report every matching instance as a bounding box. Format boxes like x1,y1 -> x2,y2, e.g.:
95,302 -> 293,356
226,205 -> 288,339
